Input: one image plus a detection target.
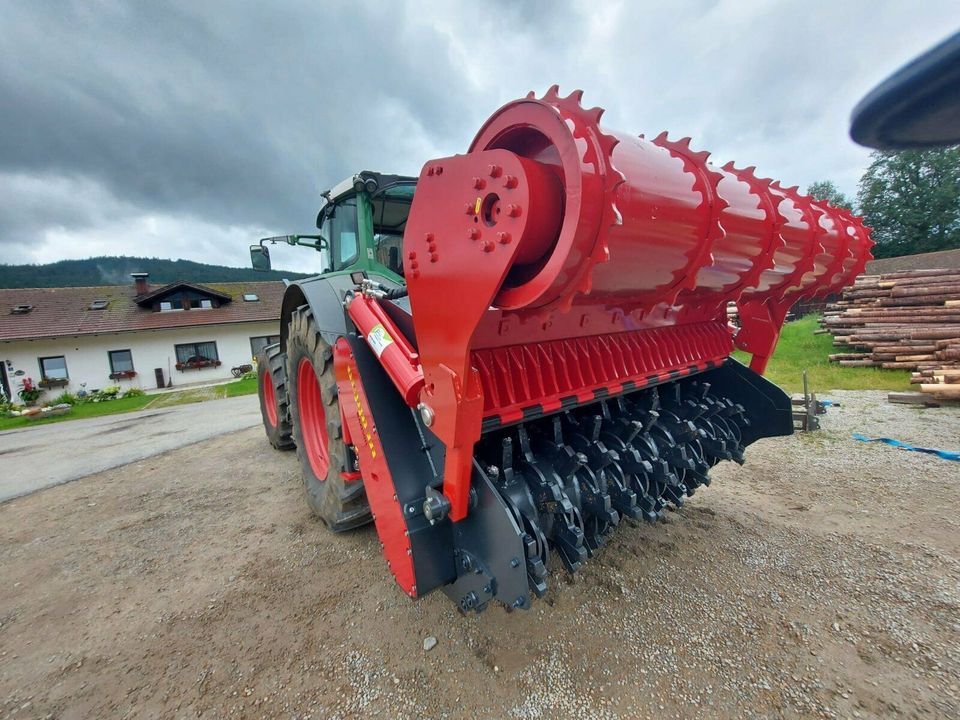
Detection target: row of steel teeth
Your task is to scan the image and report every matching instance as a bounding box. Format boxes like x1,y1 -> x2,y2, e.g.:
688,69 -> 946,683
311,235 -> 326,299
477,380 -> 750,598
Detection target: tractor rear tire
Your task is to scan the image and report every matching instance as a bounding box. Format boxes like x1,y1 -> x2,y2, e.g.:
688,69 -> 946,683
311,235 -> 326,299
286,305 -> 371,532
257,343 -> 295,450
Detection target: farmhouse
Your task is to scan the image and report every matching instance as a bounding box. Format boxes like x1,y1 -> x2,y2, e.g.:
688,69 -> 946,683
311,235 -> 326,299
0,273 -> 283,400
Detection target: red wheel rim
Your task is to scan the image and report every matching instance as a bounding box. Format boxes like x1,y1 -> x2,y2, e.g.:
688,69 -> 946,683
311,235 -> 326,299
262,370 -> 278,428
297,357 -> 329,479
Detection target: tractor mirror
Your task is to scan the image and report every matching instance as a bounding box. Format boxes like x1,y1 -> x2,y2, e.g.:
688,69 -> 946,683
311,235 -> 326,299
250,244 -> 272,271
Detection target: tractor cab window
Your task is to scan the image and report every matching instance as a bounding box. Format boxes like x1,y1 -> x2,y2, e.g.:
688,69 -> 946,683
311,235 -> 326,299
371,183 -> 415,277
321,198 -> 359,271
374,233 -> 404,276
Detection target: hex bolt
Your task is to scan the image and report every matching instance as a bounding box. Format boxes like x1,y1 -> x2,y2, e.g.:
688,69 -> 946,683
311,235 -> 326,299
422,492 -> 451,524
488,164 -> 502,178
418,402 -> 435,426
481,240 -> 495,253
497,231 -> 512,244
465,203 -> 475,215
407,250 -> 417,259
435,166 -> 443,175
504,175 -> 518,189
410,260 -> 419,270
510,557 -> 520,568
513,597 -> 525,608
482,584 -> 491,595
507,204 -> 522,218
473,177 -> 486,190
424,232 -> 434,243
427,167 -> 435,176
430,253 -> 439,263
468,227 -> 481,241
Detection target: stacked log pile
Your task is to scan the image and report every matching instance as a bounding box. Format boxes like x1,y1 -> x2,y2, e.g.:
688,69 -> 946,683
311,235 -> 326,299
822,269 -> 960,401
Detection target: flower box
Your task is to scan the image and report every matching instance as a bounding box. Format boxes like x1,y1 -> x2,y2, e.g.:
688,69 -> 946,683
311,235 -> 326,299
175,358 -> 222,371
38,377 -> 69,389
109,370 -> 138,380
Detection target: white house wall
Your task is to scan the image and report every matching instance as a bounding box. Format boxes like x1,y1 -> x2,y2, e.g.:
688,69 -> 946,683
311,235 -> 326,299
1,321 -> 279,394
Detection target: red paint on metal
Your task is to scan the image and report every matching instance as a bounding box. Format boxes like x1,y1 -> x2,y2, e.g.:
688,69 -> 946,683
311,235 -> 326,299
402,86 -> 872,523
347,293 -> 424,406
296,357 -> 330,480
333,338 -> 416,596
262,371 -> 278,428
473,321 -> 731,419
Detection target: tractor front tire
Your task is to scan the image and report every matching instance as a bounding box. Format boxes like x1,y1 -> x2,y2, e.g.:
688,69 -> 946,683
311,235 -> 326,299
257,343 -> 295,450
286,306 -> 371,532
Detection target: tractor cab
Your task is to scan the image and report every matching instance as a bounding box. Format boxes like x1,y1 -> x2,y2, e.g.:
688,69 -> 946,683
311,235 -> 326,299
251,171 -> 417,283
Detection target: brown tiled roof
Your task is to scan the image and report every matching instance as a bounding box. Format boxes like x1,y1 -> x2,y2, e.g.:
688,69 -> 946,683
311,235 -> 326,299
0,281 -> 284,341
866,248 -> 960,274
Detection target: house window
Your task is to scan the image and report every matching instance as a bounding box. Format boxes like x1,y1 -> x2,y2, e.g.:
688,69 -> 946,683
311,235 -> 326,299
175,341 -> 219,364
89,300 -> 109,311
159,301 -> 181,312
109,349 -> 134,373
250,335 -> 281,357
199,299 -> 213,309
39,355 -> 68,380
243,293 -> 259,302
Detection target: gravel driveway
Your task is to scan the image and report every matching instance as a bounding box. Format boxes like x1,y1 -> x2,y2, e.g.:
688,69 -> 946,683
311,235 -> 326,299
0,394 -> 260,501
0,391 -> 957,718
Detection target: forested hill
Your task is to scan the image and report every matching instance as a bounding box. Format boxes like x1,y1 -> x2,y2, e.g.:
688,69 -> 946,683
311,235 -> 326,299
0,256 -> 312,288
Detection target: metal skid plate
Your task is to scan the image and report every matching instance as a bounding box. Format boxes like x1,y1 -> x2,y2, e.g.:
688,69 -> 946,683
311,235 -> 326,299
442,462 -> 530,612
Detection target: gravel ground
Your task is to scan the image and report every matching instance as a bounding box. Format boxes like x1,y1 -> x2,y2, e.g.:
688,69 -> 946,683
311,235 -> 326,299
0,390 -> 957,719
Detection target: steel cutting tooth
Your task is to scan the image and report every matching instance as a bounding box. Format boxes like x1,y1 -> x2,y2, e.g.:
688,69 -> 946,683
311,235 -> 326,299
616,395 -> 677,510
561,415 -> 622,527
496,437 -> 549,597
645,421 -> 692,507
535,415 -> 618,555
515,426 -> 587,573
597,400 -> 660,521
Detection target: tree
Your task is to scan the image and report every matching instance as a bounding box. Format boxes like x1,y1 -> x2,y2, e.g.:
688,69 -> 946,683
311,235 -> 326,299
806,180 -> 853,211
856,148 -> 960,259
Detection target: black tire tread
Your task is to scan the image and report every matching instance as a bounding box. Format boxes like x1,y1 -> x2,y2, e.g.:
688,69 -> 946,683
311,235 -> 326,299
287,306 -> 371,532
257,342 -> 295,450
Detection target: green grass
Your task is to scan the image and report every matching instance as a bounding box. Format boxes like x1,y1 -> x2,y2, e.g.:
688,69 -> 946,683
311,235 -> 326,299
223,374 -> 258,397
732,314 -> 912,394
0,375 -> 259,432
0,394 -> 153,431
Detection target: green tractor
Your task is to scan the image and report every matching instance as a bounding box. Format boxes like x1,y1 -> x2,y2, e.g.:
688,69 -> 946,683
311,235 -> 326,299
251,171 -> 414,529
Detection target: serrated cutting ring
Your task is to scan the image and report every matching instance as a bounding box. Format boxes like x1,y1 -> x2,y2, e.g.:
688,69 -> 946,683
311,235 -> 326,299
469,85 -> 624,311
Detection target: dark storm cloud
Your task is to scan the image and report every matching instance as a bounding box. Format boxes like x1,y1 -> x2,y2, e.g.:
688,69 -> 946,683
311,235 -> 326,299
0,1 -> 958,268
0,1 -> 489,234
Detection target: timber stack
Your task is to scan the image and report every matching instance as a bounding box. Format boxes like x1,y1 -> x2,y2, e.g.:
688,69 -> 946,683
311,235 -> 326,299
822,268 -> 960,401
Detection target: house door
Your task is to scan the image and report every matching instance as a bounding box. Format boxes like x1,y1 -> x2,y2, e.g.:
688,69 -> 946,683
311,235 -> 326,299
0,362 -> 9,402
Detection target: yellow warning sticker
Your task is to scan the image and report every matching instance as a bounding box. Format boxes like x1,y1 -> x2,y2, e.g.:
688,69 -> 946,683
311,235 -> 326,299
474,196 -> 482,215
367,323 -> 394,358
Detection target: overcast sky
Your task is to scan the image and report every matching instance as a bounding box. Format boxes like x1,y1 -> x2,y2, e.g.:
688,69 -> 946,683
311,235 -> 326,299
1,1 -> 958,273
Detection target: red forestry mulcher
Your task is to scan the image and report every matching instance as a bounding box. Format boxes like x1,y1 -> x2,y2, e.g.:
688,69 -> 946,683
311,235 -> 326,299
252,87 -> 872,612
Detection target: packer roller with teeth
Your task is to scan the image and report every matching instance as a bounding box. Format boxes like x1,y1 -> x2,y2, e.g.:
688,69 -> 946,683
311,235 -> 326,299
251,87 -> 872,612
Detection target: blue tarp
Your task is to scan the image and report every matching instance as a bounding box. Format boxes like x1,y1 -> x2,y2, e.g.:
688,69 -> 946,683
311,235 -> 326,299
852,434 -> 960,462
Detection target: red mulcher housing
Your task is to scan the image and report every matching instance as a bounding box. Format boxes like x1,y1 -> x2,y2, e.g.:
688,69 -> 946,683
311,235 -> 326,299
255,88 -> 872,612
